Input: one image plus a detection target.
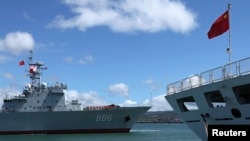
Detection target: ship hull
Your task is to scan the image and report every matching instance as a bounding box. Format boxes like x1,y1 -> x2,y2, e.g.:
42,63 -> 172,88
0,106 -> 150,135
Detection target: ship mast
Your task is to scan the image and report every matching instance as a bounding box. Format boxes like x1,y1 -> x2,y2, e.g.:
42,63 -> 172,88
28,51 -> 47,87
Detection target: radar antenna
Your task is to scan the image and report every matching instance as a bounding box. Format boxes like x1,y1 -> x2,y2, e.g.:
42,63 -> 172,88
27,51 -> 47,87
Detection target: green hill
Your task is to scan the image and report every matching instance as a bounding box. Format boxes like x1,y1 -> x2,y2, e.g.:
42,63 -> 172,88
137,111 -> 183,123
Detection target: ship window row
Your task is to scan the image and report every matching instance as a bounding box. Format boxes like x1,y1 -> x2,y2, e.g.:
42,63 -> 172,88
24,106 -> 51,110
4,99 -> 27,103
47,93 -> 64,96
4,99 -> 54,104
177,83 -> 250,112
23,105 -> 63,111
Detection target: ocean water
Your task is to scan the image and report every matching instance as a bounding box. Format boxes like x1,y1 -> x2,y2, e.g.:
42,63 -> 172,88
0,123 -> 201,141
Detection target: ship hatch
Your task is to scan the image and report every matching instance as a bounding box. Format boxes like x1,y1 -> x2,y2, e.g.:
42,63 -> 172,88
232,84 -> 250,104
177,96 -> 198,112
204,90 -> 226,108
125,115 -> 131,122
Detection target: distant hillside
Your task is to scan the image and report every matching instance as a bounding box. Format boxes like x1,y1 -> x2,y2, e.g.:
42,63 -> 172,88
137,111 -> 183,123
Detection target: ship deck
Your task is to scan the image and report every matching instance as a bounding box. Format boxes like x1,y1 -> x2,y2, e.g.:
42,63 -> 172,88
167,57 -> 250,96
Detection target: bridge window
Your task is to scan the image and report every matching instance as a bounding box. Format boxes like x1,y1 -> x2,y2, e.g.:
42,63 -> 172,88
204,90 -> 225,108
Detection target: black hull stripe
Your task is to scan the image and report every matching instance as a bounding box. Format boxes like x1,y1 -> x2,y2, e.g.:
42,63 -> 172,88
0,128 -> 131,135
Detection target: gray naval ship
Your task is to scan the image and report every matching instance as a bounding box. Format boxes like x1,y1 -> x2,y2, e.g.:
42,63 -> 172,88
0,51 -> 150,135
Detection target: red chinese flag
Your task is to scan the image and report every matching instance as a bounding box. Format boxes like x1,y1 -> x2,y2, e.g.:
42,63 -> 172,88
29,65 -> 37,73
207,10 -> 229,39
19,60 -> 25,66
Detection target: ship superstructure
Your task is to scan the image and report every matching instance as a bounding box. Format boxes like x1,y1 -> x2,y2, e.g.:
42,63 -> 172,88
165,57 -> 250,140
0,51 -> 150,135
3,51 -> 77,113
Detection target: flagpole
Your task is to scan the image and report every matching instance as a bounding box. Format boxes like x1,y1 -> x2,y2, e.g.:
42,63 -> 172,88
227,3 -> 231,74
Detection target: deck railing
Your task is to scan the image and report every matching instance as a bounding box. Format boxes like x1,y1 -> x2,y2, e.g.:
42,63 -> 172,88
167,57 -> 250,95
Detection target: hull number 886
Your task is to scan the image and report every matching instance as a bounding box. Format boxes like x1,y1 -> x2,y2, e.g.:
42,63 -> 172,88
96,114 -> 113,122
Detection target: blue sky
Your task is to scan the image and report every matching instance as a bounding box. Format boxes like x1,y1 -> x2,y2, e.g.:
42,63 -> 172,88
0,0 -> 249,111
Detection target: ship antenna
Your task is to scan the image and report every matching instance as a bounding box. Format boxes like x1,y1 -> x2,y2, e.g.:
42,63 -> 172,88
27,50 -> 47,87
28,50 -> 33,64
227,3 -> 232,75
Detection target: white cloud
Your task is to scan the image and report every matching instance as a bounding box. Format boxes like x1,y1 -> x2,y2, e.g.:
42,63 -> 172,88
142,94 -> 173,111
50,0 -> 197,33
23,10 -> 35,22
65,90 -> 106,107
115,93 -> 173,111
108,83 -> 129,97
0,31 -> 35,55
143,78 -> 164,92
3,72 -> 15,81
0,88 -> 19,106
79,55 -> 94,64
64,56 -> 74,63
120,99 -> 138,107
143,79 -> 153,85
64,54 -> 94,64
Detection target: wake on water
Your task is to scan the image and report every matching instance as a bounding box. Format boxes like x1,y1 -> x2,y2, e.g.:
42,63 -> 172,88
131,129 -> 160,132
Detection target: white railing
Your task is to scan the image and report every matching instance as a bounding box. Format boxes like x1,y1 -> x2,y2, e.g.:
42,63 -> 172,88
167,57 -> 250,95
